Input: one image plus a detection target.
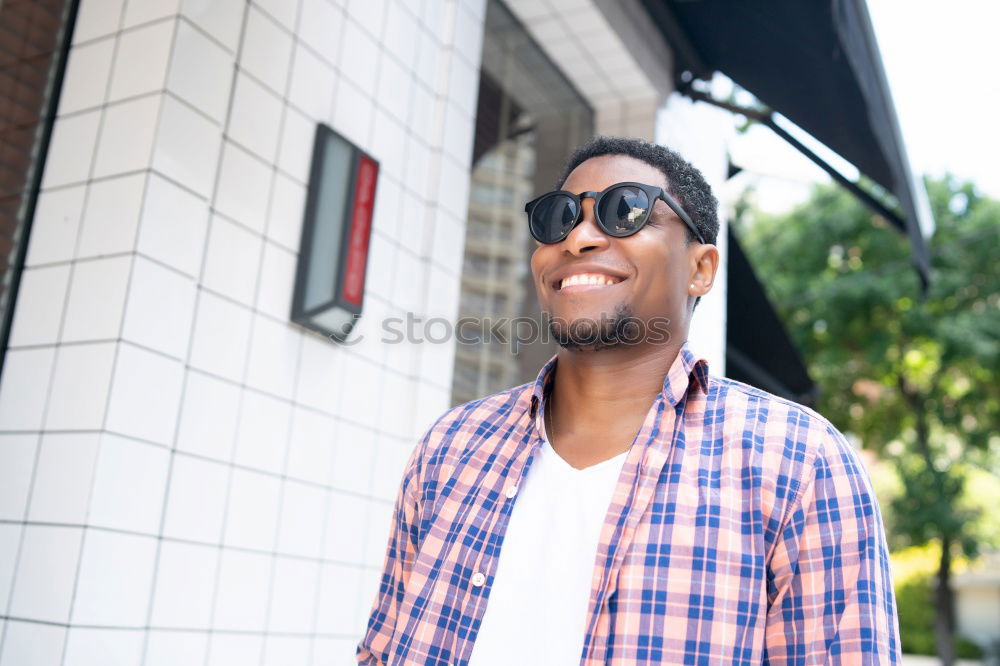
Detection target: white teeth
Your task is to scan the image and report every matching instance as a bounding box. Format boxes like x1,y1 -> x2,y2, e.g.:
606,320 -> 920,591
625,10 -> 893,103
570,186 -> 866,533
559,273 -> 619,289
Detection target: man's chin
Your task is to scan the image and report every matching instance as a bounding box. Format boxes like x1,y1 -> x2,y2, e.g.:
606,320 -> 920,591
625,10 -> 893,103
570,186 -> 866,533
545,305 -> 645,352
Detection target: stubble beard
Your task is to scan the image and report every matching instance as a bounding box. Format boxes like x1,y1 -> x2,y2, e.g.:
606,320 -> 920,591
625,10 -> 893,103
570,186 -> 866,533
547,302 -> 641,352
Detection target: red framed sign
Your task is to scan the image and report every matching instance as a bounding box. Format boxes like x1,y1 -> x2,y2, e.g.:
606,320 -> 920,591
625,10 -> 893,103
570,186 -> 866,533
291,124 -> 379,341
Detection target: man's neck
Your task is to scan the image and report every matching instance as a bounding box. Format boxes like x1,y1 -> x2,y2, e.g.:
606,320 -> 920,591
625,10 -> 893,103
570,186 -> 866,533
546,340 -> 685,469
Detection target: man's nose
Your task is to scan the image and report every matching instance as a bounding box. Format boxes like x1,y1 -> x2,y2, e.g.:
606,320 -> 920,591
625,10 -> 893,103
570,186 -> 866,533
562,200 -> 609,255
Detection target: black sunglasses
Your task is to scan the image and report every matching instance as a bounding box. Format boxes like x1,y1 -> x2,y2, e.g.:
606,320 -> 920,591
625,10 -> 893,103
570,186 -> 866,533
524,181 -> 705,245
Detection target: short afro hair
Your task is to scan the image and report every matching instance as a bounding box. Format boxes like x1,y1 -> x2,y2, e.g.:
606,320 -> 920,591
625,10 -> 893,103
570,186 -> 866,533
557,136 -> 719,247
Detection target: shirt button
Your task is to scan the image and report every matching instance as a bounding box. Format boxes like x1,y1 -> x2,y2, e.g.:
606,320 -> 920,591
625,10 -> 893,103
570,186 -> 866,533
471,572 -> 486,587
504,485 -> 518,499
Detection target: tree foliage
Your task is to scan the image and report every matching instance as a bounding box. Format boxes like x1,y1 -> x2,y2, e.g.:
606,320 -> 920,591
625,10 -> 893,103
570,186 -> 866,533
736,174 -> 998,483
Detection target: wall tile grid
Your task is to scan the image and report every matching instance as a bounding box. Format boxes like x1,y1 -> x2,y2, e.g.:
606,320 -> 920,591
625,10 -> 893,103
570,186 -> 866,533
0,0 -> 486,663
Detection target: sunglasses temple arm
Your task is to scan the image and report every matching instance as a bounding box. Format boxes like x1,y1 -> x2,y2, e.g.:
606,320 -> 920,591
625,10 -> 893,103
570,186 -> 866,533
659,192 -> 705,244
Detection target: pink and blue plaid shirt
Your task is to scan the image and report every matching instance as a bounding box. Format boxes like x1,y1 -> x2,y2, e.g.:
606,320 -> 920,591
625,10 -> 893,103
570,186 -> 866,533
357,342 -> 901,665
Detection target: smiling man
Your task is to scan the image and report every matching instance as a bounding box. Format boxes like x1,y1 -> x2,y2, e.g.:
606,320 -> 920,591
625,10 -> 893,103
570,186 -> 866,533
357,137 -> 902,665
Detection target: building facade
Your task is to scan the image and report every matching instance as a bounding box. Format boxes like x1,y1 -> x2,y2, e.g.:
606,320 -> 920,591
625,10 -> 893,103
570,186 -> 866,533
0,0 -> 730,663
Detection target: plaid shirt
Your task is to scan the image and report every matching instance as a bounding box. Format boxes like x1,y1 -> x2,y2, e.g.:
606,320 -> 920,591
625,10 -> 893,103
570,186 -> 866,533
357,342 -> 901,665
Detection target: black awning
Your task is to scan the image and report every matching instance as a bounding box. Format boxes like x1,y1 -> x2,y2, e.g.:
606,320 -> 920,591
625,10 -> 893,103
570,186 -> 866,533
725,226 -> 818,406
642,0 -> 932,289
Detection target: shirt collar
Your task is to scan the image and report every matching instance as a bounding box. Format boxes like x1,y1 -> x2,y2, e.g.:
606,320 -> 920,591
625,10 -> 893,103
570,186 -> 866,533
528,341 -> 711,419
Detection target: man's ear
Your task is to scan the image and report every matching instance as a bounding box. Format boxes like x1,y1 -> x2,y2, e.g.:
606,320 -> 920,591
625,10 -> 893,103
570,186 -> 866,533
688,243 -> 720,299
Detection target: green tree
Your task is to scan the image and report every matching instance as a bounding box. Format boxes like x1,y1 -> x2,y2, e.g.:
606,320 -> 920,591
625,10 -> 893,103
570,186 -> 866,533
736,176 -> 1000,665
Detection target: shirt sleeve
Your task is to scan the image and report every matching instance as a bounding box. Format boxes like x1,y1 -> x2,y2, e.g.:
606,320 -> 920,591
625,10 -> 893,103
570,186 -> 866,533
764,426 -> 902,664
356,440 -> 423,665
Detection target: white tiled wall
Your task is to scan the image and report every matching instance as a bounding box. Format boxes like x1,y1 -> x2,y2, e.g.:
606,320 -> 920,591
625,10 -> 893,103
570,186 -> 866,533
504,0 -> 673,141
0,0 -> 484,663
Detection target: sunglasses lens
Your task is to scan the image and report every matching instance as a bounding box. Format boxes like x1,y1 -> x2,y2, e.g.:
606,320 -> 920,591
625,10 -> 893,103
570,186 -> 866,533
597,186 -> 650,236
530,194 -> 579,243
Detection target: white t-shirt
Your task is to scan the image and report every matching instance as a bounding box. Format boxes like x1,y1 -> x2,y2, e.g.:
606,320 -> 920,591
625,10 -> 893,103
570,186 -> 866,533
468,437 -> 628,666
